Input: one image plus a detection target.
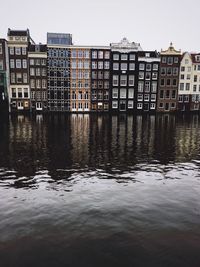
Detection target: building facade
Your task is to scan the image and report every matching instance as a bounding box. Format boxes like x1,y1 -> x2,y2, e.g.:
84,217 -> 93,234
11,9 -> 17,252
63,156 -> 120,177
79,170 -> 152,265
7,29 -> 31,112
0,39 -> 9,112
157,43 -> 181,112
137,51 -> 160,112
70,47 -> 91,112
47,34 -> 71,112
178,52 -> 200,111
110,38 -> 142,112
91,47 -> 110,112
28,44 -> 47,111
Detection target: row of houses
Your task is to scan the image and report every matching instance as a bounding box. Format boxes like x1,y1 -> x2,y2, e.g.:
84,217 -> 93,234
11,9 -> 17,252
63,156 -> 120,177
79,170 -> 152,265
0,28 -> 200,114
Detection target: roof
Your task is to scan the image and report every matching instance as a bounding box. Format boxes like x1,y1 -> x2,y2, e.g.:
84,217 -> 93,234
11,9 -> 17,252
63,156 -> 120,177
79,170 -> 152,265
29,44 -> 47,52
8,28 -> 29,37
191,53 -> 200,63
161,42 -> 181,55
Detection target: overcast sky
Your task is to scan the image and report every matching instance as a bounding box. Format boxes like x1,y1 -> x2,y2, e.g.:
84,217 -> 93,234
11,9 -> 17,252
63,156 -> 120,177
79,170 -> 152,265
1,0 -> 199,52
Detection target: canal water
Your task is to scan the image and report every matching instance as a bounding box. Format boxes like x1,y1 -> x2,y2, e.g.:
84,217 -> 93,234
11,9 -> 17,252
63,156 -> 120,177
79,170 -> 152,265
0,114 -> 200,267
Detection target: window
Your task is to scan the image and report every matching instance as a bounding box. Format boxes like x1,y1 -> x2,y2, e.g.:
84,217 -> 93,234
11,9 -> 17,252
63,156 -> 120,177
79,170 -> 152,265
172,90 -> 176,99
159,102 -> 164,108
187,67 -> 191,72
30,79 -> 35,88
10,59 -> 15,68
165,90 -> 170,98
128,88 -> 134,99
186,83 -> 190,91
0,60 -> 3,70
152,72 -> 158,79
18,88 -> 22,98
145,81 -> 150,92
178,95 -> 183,102
84,61 -> 89,69
92,51 -> 97,59
113,63 -> 119,70
22,59 -> 27,69
129,75 -> 134,86
120,88 -> 126,98
22,47 -> 26,55
113,75 -> 118,86
150,103 -> 156,109
121,54 -> 128,60
112,101 -> 118,109
84,50 -> 90,58
121,63 -> 127,70
166,79 -> 171,86
36,68 -> 40,76
78,61 -> 83,69
193,85 -> 197,92
72,50 -> 77,58
98,51 -> 103,59
128,101 -> 134,108
16,59 -> 21,68
104,71 -> 109,79
137,94 -> 143,101
174,57 -> 178,63
144,94 -> 149,101
12,88 -> 16,98
162,57 -> 166,63
98,61 -> 103,69
120,75 -> 127,86
36,79 -> 41,88
23,73 -> 28,83
179,83 -> 184,91
138,81 -> 144,92
172,79 -> 177,86
181,66 -> 185,72
42,68 -> 46,76
10,47 -> 14,55
16,73 -> 22,83
151,94 -> 156,101
181,74 -> 184,79
113,54 -> 119,60
187,74 -> 190,80
24,88 -> 28,98
185,59 -> 189,64
153,64 -> 158,70
145,72 -> 151,80
129,63 -> 135,70
137,103 -> 143,109
161,68 -> 166,75
104,61 -> 110,69
15,47 -> 21,55
11,73 -> 15,83
129,54 -> 135,60
139,72 -> 144,79
0,44 -> 2,54
173,68 -> 178,76
160,79 -> 165,86
105,51 -> 110,59
42,79 -> 47,88
41,59 -> 46,65
146,64 -> 151,71
160,90 -> 164,99
152,82 -> 157,92
168,57 -> 173,64
139,64 -> 145,70
194,75 -> 197,82
167,67 -> 172,75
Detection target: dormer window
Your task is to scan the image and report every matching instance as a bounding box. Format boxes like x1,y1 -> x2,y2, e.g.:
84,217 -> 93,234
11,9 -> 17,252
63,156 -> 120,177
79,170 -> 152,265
196,55 -> 200,62
145,53 -> 150,58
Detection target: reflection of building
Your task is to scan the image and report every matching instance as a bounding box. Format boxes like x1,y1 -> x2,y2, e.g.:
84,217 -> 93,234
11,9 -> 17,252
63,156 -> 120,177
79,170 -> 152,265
47,33 -> 71,111
157,43 -> 181,112
7,29 -> 31,112
137,51 -> 160,112
0,39 -> 9,112
178,52 -> 200,111
91,48 -> 110,112
28,44 -> 47,111
70,48 -> 91,112
110,38 -> 142,112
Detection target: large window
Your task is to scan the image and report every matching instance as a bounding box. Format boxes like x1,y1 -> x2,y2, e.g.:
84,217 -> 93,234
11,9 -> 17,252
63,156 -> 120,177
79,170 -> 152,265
129,75 -> 134,86
120,75 -> 127,86
16,59 -> 21,68
113,54 -> 119,60
121,63 -> 127,70
129,63 -> 135,70
120,88 -> 126,98
113,63 -> 119,70
138,81 -> 144,92
15,47 -> 21,55
112,89 -> 118,98
10,59 -> 15,68
121,54 -> 128,60
128,88 -> 134,99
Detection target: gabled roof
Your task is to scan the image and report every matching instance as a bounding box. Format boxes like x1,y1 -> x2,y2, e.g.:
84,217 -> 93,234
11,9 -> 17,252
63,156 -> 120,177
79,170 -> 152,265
191,53 -> 200,64
8,28 -> 29,37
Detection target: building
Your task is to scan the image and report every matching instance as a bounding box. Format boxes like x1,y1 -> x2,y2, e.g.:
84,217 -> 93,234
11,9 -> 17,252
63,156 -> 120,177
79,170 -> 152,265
28,44 -> 47,112
136,51 -> 160,112
110,38 -> 142,112
70,47 -> 91,112
91,47 -> 110,112
157,43 -> 182,112
47,33 -> 71,112
0,39 -> 9,113
7,29 -> 31,112
178,52 -> 200,111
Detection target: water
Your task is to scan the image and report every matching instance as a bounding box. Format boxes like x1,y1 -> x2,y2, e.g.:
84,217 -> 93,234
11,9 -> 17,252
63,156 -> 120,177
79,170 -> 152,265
0,113 -> 200,267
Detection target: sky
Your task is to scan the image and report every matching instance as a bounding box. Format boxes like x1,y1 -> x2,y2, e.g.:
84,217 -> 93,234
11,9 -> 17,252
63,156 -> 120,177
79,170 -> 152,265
1,0 -> 200,52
